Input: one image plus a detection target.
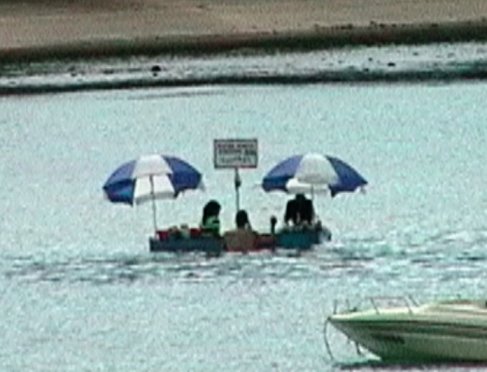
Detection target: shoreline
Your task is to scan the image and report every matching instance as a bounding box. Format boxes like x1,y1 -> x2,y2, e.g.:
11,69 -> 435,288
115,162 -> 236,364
2,0 -> 487,95
2,41 -> 487,96
3,20 -> 487,63
2,0 -> 487,63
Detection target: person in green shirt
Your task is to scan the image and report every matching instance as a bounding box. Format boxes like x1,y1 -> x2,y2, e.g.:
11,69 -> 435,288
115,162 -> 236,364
200,200 -> 221,237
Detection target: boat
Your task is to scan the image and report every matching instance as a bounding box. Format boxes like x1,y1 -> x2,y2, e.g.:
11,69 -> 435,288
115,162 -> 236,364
149,227 -> 224,255
149,236 -> 224,255
149,224 -> 275,253
326,297 -> 487,362
223,229 -> 276,253
148,222 -> 331,254
276,225 -> 331,250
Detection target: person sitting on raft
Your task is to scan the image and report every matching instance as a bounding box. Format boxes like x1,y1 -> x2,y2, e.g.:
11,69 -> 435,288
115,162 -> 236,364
224,210 -> 257,252
284,193 -> 315,227
200,200 -> 222,237
235,209 -> 252,230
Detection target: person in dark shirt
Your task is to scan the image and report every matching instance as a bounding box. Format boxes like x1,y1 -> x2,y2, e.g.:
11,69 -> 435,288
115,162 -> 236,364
284,193 -> 314,226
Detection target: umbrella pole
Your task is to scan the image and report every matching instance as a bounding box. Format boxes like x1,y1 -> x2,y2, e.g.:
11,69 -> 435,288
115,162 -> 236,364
234,167 -> 241,214
150,176 -> 158,236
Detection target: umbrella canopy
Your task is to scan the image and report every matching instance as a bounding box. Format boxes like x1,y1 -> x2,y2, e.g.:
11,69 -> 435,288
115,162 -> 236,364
102,154 -> 204,234
103,154 -> 204,205
262,153 -> 367,197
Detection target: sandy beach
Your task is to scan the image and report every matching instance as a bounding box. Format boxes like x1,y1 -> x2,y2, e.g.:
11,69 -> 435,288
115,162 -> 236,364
2,0 -> 487,61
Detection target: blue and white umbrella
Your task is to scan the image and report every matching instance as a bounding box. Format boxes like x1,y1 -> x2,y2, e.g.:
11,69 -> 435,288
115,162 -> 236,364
103,154 -> 204,232
262,153 -> 367,197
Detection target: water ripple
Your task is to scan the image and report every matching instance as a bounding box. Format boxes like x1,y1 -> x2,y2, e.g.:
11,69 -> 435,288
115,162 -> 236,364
3,226 -> 487,286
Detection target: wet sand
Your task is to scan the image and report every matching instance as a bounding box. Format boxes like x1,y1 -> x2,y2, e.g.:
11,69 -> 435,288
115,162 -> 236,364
2,0 -> 487,62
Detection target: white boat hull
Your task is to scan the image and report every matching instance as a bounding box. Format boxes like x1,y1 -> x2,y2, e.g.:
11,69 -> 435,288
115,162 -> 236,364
328,300 -> 487,362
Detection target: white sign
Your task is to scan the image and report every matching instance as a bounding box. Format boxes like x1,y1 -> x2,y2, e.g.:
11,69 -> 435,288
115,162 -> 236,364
214,138 -> 258,169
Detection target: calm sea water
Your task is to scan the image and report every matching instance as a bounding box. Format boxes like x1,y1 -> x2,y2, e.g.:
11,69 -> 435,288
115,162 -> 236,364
1,71 -> 487,370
